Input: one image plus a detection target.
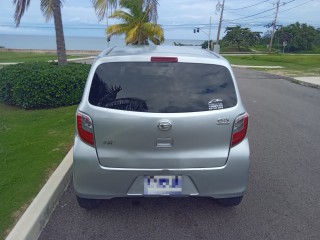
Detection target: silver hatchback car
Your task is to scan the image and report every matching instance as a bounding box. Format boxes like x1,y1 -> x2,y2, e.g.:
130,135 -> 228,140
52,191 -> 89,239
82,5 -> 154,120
73,46 -> 250,209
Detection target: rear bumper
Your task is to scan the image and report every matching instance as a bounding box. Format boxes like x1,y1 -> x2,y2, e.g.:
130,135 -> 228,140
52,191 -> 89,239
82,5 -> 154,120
73,136 -> 250,199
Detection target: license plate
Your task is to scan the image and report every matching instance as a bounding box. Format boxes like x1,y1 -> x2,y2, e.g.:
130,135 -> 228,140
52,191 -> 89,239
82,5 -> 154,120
144,176 -> 182,195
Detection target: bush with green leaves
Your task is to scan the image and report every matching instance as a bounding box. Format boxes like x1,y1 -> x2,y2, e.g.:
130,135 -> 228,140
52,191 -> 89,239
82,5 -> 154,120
0,62 -> 90,109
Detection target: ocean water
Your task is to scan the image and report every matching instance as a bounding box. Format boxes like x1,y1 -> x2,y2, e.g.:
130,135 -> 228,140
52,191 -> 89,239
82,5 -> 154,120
0,34 -> 205,51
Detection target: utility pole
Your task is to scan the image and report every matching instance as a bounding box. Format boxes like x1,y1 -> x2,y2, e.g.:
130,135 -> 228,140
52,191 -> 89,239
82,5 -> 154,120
106,4 -> 109,47
216,0 -> 225,45
268,0 -> 280,53
214,0 -> 225,53
208,16 -> 212,50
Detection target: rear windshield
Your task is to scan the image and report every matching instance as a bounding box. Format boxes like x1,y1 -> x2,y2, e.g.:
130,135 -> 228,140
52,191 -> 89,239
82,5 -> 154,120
89,62 -> 237,113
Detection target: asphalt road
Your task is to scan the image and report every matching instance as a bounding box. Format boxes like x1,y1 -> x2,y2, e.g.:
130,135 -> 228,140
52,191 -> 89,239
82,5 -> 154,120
39,69 -> 320,240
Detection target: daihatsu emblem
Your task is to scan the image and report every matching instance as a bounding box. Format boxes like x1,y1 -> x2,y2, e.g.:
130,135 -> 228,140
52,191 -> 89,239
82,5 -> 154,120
158,121 -> 172,131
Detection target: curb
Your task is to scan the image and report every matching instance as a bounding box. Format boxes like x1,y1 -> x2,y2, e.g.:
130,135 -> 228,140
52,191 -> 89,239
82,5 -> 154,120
6,148 -> 73,240
231,64 -> 284,69
51,56 -> 96,63
291,78 -> 320,90
0,62 -> 23,66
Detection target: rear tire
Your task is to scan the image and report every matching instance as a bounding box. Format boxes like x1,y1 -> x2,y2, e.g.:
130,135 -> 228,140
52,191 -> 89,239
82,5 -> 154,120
76,196 -> 101,209
218,196 -> 243,207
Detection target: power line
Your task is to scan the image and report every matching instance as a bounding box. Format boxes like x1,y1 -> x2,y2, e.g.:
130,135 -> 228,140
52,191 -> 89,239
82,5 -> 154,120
279,0 -> 314,13
0,23 -> 222,30
0,24 -> 106,30
225,6 -> 276,21
225,0 -> 296,22
225,0 -> 270,11
2,19 -> 318,30
1,22 -> 221,28
225,14 -> 275,23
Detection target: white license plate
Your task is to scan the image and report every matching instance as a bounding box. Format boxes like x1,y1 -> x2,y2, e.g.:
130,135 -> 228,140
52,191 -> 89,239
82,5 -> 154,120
144,176 -> 182,195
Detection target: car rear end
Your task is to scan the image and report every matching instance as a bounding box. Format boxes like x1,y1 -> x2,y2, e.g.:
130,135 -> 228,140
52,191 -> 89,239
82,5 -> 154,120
73,46 -> 250,207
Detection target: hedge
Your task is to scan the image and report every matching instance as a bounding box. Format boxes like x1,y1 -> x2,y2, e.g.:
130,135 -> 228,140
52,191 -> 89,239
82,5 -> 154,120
0,62 -> 91,109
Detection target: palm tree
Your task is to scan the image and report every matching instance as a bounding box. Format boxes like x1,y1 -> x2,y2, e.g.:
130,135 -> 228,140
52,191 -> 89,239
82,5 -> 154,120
13,0 -> 67,66
107,0 -> 164,45
92,0 -> 158,23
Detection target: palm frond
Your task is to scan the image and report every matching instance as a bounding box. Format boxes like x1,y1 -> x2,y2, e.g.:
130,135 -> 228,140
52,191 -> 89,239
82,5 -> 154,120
40,0 -> 64,22
91,0 -> 117,22
109,10 -> 133,22
148,36 -> 160,45
143,0 -> 158,23
143,22 -> 165,43
13,0 -> 31,26
126,25 -> 140,44
107,23 -> 130,36
40,0 -> 53,21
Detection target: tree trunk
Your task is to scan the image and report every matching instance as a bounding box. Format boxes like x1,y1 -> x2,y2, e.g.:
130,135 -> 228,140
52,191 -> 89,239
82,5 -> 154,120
52,0 -> 67,66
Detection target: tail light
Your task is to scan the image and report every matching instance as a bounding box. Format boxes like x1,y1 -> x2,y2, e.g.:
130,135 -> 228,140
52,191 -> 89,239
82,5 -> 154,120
77,112 -> 95,146
231,113 -> 249,147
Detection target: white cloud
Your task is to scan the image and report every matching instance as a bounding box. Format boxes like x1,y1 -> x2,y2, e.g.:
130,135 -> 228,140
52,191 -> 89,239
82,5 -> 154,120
0,0 -> 319,38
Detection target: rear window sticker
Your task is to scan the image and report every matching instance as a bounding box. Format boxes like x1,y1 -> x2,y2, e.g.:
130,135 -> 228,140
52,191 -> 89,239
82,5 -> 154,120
208,99 -> 224,110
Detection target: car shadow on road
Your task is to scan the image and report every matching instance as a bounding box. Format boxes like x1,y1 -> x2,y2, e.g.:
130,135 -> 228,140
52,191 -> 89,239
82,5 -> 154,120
40,181 -> 241,240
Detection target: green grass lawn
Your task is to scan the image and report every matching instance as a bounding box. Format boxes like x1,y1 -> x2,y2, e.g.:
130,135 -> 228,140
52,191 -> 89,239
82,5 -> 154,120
0,104 -> 77,239
0,52 -> 85,63
224,54 -> 320,76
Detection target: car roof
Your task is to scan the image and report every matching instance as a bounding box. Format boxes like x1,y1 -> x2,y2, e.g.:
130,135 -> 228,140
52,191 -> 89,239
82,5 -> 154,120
98,45 -> 223,60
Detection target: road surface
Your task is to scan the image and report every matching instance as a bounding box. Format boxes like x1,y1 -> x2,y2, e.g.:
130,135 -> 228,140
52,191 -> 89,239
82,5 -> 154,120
39,68 -> 320,240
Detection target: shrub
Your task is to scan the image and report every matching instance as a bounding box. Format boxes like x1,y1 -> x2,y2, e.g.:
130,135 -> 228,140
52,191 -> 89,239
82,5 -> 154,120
0,62 -> 90,109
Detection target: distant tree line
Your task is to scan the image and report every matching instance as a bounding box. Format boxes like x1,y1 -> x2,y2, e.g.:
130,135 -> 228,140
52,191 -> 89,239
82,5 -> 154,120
274,22 -> 320,52
202,22 -> 320,53
223,26 -> 261,51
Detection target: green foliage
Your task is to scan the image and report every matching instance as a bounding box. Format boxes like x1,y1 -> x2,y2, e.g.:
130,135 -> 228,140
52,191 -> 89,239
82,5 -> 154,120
201,40 -> 214,50
260,30 -> 272,45
0,62 -> 90,109
275,22 -> 320,52
223,26 -> 261,51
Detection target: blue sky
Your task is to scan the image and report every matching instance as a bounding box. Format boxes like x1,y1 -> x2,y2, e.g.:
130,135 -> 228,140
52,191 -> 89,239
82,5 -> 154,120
0,0 -> 319,39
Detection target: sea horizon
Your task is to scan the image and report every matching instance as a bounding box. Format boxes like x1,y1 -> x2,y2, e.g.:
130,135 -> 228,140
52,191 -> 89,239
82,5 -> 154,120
0,34 -> 206,51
